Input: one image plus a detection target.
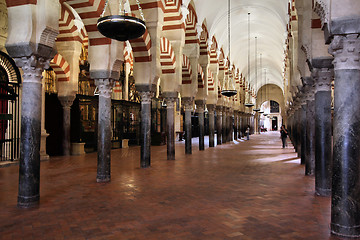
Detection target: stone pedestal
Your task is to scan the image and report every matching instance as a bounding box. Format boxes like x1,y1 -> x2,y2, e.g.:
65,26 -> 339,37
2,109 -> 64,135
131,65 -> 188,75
207,104 -> 215,147
182,98 -> 193,154
216,106 -> 222,145
95,79 -> 113,183
58,95 -> 76,156
165,96 -> 177,160
15,56 -> 49,208
313,59 -> 333,197
71,142 -> 85,155
139,90 -> 153,168
329,34 -> 360,237
195,100 -> 205,151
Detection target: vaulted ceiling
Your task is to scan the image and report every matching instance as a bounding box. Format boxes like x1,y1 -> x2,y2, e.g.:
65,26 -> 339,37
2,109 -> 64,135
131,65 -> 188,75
193,0 -> 289,93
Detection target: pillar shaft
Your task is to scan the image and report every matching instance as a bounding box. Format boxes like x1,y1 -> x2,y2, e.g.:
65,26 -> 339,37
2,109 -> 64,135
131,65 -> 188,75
330,34 -> 360,237
314,66 -> 333,196
305,98 -> 315,175
95,79 -> 113,182
183,98 -> 193,154
207,104 -> 215,147
196,100 -> 205,151
234,111 -> 238,140
16,56 -> 48,208
139,91 -> 153,168
216,106 -> 222,145
59,95 -> 76,156
165,97 -> 176,160
300,103 -> 307,165
222,108 -> 227,143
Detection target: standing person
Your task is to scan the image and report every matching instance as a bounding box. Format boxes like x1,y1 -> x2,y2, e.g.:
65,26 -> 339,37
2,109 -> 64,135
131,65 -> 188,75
245,125 -> 250,140
280,125 -> 288,148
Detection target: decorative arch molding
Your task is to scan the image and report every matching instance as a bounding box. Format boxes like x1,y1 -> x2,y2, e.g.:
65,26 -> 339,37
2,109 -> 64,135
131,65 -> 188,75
50,53 -> 70,82
197,64 -> 204,89
160,37 -> 176,74
207,68 -> 214,92
313,0 -> 329,29
129,27 -> 152,63
182,54 -> 192,85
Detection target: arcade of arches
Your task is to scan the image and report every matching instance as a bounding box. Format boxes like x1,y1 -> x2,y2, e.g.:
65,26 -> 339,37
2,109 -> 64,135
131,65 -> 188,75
1,0 -> 360,238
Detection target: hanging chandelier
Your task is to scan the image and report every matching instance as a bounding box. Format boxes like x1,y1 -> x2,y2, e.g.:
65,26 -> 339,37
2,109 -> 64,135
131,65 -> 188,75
263,69 -> 268,116
253,36 -> 260,112
245,12 -> 254,107
221,0 -> 237,97
258,53 -> 264,114
97,0 -> 146,41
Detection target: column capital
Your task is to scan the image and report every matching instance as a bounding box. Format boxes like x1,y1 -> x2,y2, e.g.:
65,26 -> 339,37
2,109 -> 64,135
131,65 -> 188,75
195,100 -> 205,113
14,55 -> 50,83
95,78 -> 114,98
138,91 -> 154,104
165,97 -> 177,109
207,104 -> 216,112
313,68 -> 334,93
329,34 -> 360,71
182,97 -> 193,111
58,95 -> 76,108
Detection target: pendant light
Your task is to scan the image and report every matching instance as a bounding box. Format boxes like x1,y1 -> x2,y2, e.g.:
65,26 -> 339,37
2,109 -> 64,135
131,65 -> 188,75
221,0 -> 237,97
258,53 -> 264,114
253,36 -> 260,112
245,12 -> 254,107
263,69 -> 268,116
97,0 -> 146,41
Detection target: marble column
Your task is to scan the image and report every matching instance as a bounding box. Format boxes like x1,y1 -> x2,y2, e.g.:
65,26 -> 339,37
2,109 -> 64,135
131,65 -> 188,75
296,105 -> 302,157
329,34 -> 360,237
222,107 -> 227,143
234,111 -> 238,140
15,56 -> 49,208
95,79 -> 113,182
195,100 -> 205,151
304,77 -> 315,176
40,77 -> 49,160
139,90 -> 153,168
227,108 -> 232,142
216,105 -> 222,145
58,95 -> 76,156
182,98 -> 193,154
313,60 -> 333,197
165,96 -> 177,160
239,112 -> 243,138
300,96 -> 307,165
207,104 -> 216,147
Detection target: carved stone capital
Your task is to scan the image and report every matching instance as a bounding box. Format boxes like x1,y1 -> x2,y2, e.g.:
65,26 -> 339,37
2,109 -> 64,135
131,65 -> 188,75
165,97 -> 177,109
329,34 -> 360,71
207,104 -> 216,113
95,78 -> 114,98
313,68 -> 333,92
195,100 -> 205,113
182,97 -> 193,111
58,95 -> 76,109
216,105 -> 223,115
139,91 -> 154,104
14,55 -> 50,83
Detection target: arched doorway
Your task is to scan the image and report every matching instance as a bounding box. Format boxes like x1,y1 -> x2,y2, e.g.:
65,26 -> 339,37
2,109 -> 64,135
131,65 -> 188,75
0,51 -> 21,161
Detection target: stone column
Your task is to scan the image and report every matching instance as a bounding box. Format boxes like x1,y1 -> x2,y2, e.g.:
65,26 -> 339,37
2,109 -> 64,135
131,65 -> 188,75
222,107 -> 227,143
239,112 -> 243,138
228,109 -> 233,141
313,60 -> 333,197
300,97 -> 307,165
138,90 -> 153,168
182,98 -> 193,154
329,34 -> 360,237
207,104 -> 216,147
234,111 -> 238,140
165,96 -> 177,160
216,105 -> 222,145
40,77 -> 49,160
304,78 -> 315,176
296,105 -> 302,157
95,79 -> 113,182
15,56 -> 49,208
195,100 -> 205,151
58,95 -> 76,156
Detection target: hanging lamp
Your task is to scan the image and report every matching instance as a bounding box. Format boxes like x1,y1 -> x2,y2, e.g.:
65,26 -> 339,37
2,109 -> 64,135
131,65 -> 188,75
253,37 -> 260,112
245,12 -> 254,107
97,0 -> 146,41
263,69 -> 268,116
221,0 -> 237,97
259,53 -> 264,114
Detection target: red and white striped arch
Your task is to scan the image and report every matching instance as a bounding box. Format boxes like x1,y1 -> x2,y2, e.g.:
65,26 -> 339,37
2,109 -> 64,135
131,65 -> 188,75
218,48 -> 225,72
162,0 -> 184,31
197,64 -> 204,89
124,47 -> 134,70
199,23 -> 209,56
218,83 -> 222,100
209,36 -> 218,64
207,68 -> 215,92
50,54 -> 70,82
182,54 -> 192,85
160,37 -> 176,74
185,3 -> 198,44
129,27 -> 152,63
5,0 -> 37,7
57,3 -> 87,44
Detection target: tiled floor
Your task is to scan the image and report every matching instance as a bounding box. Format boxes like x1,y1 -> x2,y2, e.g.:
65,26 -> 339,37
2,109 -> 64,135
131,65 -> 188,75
0,132 -> 350,239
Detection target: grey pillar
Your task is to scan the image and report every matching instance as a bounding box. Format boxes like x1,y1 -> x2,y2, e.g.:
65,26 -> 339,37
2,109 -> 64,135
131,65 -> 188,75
16,56 -> 48,208
329,34 -> 360,237
216,105 -> 222,145
229,109 -> 233,141
222,107 -> 227,143
138,89 -> 153,168
313,59 -> 333,197
234,111 -> 238,140
300,94 -> 307,165
196,100 -> 205,151
239,112 -> 243,138
207,104 -> 215,147
95,79 -> 113,183
182,98 -> 193,154
58,95 -> 76,156
165,96 -> 177,160
304,77 -> 315,176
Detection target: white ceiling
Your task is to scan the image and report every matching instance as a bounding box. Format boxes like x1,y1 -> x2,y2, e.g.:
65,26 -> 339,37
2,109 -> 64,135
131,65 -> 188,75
193,0 -> 289,92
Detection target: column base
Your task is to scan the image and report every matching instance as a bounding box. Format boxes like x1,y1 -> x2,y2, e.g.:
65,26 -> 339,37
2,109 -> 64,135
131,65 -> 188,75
331,223 -> 360,238
96,175 -> 111,183
315,187 -> 331,197
17,194 -> 39,208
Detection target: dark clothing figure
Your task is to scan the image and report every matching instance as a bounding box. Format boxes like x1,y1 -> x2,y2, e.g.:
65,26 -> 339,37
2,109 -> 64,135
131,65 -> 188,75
280,125 -> 288,148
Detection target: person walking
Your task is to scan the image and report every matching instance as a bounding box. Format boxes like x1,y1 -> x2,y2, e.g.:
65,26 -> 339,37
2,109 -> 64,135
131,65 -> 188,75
280,125 -> 288,148
245,125 -> 250,140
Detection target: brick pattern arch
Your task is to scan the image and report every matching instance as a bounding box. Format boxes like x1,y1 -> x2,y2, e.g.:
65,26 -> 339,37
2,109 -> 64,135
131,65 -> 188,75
197,64 -> 204,89
218,48 -> 225,72
160,37 -> 176,74
162,0 -> 184,31
207,69 -> 214,92
129,27 -> 152,63
210,36 -> 218,64
199,23 -> 209,56
182,54 -> 192,85
50,54 -> 70,82
185,3 -> 198,44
